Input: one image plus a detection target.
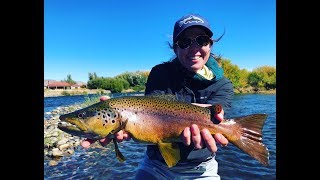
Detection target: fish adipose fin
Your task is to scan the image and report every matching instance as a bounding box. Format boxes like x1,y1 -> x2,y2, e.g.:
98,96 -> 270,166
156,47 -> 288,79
158,142 -> 181,168
230,114 -> 270,166
113,138 -> 126,162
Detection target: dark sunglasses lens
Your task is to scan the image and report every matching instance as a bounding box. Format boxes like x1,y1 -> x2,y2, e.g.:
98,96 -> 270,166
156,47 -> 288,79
177,38 -> 191,49
196,36 -> 211,46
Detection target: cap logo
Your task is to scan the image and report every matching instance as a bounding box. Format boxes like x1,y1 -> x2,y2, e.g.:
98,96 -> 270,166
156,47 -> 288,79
179,15 -> 204,27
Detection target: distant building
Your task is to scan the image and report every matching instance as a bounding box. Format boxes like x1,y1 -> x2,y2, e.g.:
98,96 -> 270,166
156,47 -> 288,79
46,81 -> 71,90
74,81 -> 87,88
44,80 -> 56,89
44,79 -> 87,89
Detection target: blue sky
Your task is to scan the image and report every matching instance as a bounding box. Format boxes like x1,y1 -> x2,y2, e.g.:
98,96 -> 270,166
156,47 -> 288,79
44,0 -> 276,83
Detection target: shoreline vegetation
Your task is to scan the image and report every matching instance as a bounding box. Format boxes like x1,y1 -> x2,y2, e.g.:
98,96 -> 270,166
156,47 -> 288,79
46,63 -> 276,98
46,62 -> 276,98
44,88 -> 111,97
44,87 -> 276,98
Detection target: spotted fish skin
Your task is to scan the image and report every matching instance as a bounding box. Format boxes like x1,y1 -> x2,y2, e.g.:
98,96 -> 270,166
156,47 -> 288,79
58,95 -> 269,167
108,95 -> 215,143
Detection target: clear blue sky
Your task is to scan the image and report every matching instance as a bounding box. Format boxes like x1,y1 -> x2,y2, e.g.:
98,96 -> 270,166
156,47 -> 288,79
44,0 -> 276,83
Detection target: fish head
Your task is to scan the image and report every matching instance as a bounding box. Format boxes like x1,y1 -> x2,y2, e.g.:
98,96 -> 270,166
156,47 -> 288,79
58,101 -> 124,140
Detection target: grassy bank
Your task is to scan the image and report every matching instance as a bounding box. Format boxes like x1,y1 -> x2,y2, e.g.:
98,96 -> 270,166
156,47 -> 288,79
233,87 -> 276,94
44,88 -> 111,97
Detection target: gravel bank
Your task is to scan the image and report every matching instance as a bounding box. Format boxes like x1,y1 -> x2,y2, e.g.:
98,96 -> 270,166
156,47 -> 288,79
44,104 -> 105,166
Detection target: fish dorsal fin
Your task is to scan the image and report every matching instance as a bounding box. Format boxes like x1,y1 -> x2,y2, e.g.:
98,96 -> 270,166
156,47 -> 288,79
158,142 -> 181,168
113,138 -> 126,162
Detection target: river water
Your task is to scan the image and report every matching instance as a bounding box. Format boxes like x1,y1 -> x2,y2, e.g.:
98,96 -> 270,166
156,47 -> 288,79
44,93 -> 276,179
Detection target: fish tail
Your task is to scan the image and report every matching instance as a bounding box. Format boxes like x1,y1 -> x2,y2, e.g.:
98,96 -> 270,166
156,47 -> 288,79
229,114 -> 269,166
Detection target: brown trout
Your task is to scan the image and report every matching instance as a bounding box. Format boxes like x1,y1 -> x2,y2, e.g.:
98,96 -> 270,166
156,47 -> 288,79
58,95 -> 269,167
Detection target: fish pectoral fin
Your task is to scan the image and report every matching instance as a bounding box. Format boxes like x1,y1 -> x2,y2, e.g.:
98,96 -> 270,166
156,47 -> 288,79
113,138 -> 126,162
158,143 -> 180,168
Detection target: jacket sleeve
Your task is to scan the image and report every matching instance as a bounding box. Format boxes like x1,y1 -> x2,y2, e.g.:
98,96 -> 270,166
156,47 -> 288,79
206,77 -> 234,111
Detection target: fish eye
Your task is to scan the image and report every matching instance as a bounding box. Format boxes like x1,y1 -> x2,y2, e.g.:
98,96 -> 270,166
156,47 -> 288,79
78,112 -> 86,118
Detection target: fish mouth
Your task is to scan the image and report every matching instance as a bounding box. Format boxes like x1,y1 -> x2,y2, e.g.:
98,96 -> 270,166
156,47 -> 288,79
57,114 -> 92,137
57,121 -> 82,132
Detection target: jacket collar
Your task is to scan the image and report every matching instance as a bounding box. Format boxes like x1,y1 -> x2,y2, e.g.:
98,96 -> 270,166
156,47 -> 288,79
172,55 -> 224,81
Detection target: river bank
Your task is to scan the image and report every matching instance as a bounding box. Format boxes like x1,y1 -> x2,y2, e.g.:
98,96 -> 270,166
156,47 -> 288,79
44,88 -> 111,97
44,88 -> 276,98
233,87 -> 276,94
44,104 -> 90,166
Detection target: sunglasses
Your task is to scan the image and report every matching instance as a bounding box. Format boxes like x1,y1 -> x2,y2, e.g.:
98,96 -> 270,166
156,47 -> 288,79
175,35 -> 213,49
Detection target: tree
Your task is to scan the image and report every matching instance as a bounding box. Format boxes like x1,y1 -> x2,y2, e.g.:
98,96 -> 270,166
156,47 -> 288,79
88,72 -> 98,81
248,66 -> 276,90
115,71 -> 148,87
221,59 -> 248,89
64,74 -> 76,85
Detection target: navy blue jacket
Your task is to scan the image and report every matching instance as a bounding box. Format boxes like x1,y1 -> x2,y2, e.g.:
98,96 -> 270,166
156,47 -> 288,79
144,57 -> 234,163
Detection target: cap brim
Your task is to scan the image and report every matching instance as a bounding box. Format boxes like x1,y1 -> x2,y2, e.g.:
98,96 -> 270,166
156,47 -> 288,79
174,25 -> 213,42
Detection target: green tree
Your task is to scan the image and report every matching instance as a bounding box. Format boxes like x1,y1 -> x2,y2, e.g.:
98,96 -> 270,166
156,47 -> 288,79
103,78 -> 124,93
116,71 -> 148,87
64,74 -> 76,85
221,59 -> 244,89
87,78 -> 105,89
88,72 -> 98,81
248,66 -> 276,90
